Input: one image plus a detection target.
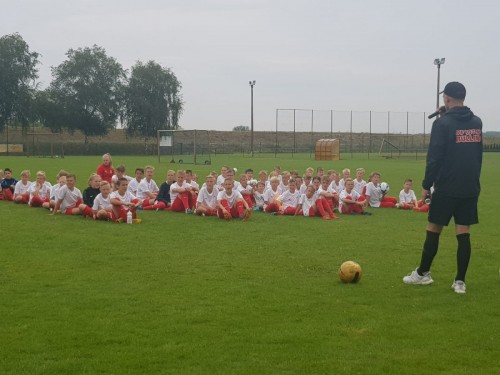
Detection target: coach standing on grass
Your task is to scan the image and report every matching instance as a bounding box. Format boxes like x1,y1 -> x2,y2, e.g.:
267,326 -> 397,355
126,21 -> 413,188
403,81 -> 483,294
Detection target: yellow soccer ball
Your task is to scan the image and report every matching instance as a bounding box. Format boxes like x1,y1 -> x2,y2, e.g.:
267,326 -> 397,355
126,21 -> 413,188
339,261 -> 362,283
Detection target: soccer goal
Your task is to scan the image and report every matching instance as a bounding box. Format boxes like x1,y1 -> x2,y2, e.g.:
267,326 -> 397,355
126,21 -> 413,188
26,132 -> 65,158
157,129 -> 212,165
379,138 -> 401,159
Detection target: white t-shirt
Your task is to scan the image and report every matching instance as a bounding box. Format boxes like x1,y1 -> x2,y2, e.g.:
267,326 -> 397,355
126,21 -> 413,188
318,185 -> 336,198
127,178 -> 141,196
353,179 -> 366,195
329,181 -> 343,194
112,174 -> 133,185
216,175 -> 225,187
187,180 -> 199,190
28,182 -> 51,203
197,187 -> 218,208
339,189 -> 361,214
50,184 -> 63,200
278,182 -> 289,192
365,182 -> 382,208
92,193 -> 112,211
57,185 -> 83,213
237,184 -> 253,195
264,187 -> 281,204
137,178 -> 159,199
399,189 -> 417,204
170,181 -> 192,202
14,180 -> 32,195
299,194 -> 316,216
110,190 -> 137,205
217,189 -> 242,208
279,190 -> 300,210
254,191 -> 265,208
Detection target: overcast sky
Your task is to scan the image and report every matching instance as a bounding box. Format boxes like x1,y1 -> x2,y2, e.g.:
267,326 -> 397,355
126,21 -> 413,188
3,0 -> 500,132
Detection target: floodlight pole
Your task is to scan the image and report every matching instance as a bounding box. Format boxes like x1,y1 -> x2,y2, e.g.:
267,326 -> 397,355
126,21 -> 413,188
249,80 -> 256,157
434,58 -> 445,109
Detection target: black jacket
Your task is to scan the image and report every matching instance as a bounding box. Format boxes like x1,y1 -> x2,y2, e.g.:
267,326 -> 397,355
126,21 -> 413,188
423,106 -> 482,198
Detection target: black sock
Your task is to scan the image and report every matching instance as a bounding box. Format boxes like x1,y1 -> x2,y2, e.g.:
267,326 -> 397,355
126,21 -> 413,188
418,230 -> 440,275
455,233 -> 471,282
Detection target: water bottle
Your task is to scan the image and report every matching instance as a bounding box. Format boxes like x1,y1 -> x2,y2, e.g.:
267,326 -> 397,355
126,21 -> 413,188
127,210 -> 132,224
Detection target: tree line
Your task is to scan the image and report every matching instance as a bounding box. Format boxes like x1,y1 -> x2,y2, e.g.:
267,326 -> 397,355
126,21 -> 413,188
0,33 -> 183,145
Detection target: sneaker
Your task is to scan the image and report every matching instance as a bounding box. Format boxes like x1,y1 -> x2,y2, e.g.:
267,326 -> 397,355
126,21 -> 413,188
132,218 -> 142,224
185,208 -> 193,214
451,280 -> 466,294
361,211 -> 372,216
242,209 -> 251,222
403,268 -> 434,285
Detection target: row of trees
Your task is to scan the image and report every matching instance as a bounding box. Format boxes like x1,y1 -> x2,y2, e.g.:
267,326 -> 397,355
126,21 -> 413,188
0,33 -> 183,144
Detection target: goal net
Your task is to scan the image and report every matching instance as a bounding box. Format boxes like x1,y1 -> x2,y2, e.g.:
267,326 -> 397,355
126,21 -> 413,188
157,129 -> 211,165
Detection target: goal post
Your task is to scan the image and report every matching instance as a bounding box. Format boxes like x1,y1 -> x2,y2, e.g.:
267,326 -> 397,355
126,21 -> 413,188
157,129 -> 211,165
379,138 -> 401,159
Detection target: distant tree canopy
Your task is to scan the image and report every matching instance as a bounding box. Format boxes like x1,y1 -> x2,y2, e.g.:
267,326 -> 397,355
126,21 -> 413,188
0,33 -> 39,131
233,125 -> 249,131
123,60 -> 183,140
47,45 -> 126,142
0,33 -> 184,148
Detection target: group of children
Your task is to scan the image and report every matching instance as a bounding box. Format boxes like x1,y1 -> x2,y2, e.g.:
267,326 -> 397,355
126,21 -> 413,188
0,153 -> 430,224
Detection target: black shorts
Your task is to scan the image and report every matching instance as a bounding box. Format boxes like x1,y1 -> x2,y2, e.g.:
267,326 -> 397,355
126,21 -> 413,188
428,193 -> 479,226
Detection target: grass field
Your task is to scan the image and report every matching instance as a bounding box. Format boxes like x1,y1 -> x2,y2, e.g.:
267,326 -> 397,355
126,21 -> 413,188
1,154 -> 499,374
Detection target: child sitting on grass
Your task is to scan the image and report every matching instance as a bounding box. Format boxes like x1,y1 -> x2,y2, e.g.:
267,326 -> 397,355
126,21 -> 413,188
217,178 -> 251,221
364,171 -> 397,208
170,170 -> 196,213
1,168 -> 18,201
13,170 -> 31,204
52,173 -> 89,216
339,178 -> 370,215
195,175 -> 218,216
397,179 -> 418,210
295,185 -> 335,220
92,181 -> 114,221
110,178 -> 142,223
276,178 -> 300,215
83,173 -> 101,208
29,171 -> 51,208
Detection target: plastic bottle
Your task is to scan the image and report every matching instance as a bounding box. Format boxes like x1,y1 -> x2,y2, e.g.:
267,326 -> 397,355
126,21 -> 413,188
127,210 -> 132,224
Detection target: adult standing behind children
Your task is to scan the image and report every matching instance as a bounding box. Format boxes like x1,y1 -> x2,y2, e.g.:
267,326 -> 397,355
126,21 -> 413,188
96,153 -> 114,183
403,82 -> 483,294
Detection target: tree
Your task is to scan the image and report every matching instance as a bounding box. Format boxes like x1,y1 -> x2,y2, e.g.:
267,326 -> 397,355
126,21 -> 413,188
34,88 -> 66,133
49,45 -> 125,142
0,33 -> 39,131
233,125 -> 249,131
123,60 -> 183,144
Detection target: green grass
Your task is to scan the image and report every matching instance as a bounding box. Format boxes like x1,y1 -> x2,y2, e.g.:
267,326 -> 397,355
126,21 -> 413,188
0,154 -> 499,374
